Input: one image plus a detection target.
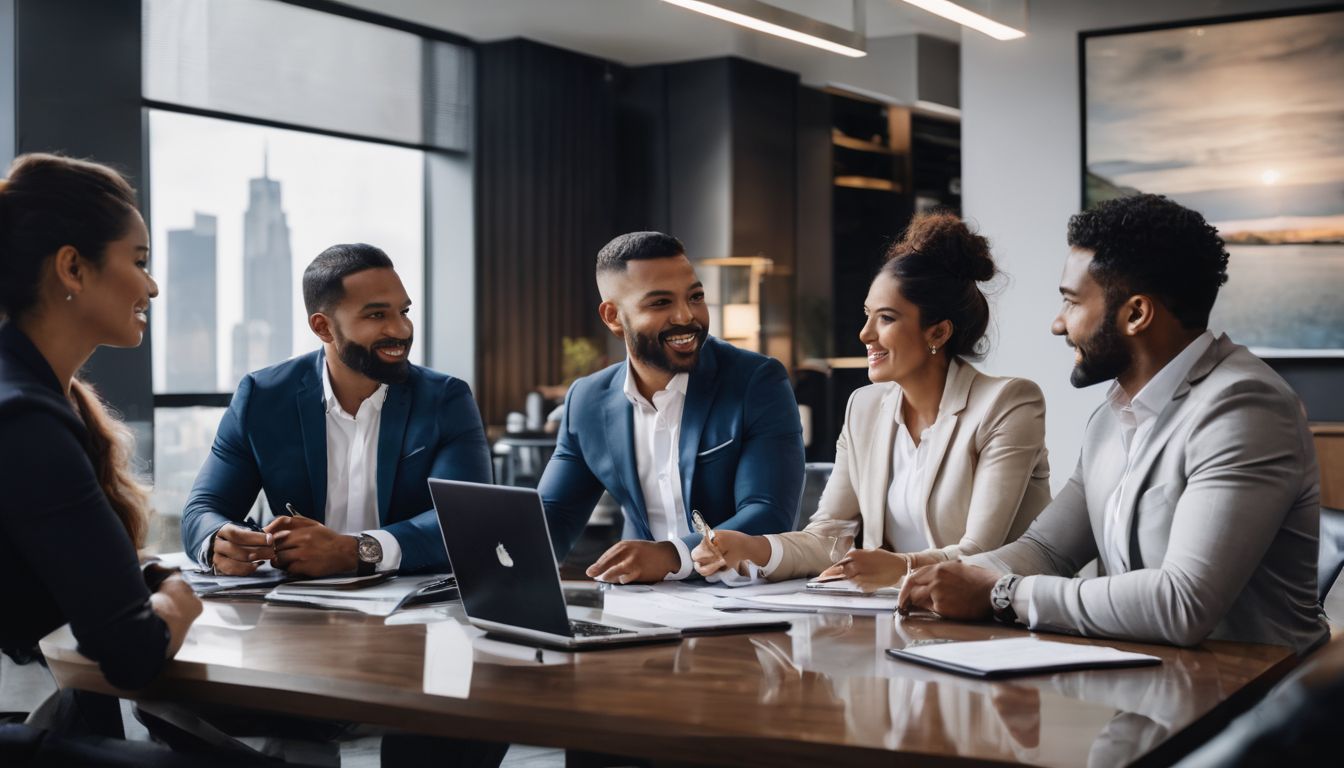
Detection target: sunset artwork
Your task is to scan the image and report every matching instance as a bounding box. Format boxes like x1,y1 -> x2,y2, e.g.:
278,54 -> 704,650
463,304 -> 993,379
1083,9 -> 1344,354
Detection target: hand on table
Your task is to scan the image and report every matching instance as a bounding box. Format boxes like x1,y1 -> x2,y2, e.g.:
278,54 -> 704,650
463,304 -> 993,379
210,523 -> 275,576
895,561 -> 999,620
818,548 -> 912,593
586,540 -> 680,584
265,516 -> 359,577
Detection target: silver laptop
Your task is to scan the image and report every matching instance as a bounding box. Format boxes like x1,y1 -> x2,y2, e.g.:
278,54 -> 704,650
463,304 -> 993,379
428,479 -> 682,650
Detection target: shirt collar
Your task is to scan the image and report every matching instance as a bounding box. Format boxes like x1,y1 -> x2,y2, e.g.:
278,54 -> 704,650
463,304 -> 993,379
622,362 -> 688,410
1106,330 -> 1215,426
321,358 -> 388,417
0,321 -> 63,396
893,357 -> 961,429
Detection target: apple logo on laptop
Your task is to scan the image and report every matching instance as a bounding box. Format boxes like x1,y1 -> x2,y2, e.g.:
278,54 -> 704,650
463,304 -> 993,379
495,542 -> 515,568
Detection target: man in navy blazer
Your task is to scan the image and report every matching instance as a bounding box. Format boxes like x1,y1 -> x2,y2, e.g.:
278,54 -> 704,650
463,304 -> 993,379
539,231 -> 804,583
181,244 -> 491,577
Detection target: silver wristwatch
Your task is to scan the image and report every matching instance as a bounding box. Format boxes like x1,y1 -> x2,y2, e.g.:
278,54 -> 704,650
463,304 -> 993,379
355,534 -> 383,576
990,573 -> 1022,625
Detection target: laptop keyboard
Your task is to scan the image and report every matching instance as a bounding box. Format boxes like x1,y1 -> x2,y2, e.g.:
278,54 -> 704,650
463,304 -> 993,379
569,619 -> 633,637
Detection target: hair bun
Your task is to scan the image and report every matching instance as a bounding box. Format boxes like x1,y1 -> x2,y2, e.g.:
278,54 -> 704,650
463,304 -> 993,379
901,211 -> 996,283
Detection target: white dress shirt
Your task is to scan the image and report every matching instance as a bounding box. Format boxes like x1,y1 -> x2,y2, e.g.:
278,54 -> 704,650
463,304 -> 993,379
321,363 -> 401,572
1012,331 -> 1215,623
624,367 -> 694,579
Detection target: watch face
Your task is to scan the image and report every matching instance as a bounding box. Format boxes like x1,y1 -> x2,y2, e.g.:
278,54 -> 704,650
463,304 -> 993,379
358,535 -> 382,563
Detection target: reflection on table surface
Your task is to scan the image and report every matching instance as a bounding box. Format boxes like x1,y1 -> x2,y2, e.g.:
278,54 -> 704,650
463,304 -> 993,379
41,587 -> 1295,768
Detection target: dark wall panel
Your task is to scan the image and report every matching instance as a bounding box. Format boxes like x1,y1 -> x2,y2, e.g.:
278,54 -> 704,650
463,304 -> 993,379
476,39 -> 615,425
13,0 -> 150,424
615,65 -> 670,234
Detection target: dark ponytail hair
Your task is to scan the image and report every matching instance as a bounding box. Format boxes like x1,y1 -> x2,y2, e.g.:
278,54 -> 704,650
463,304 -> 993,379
880,211 -> 997,360
0,153 -> 151,548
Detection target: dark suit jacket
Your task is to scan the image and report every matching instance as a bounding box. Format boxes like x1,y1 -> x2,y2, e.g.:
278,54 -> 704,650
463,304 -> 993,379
0,322 -> 167,689
180,351 -> 491,573
539,336 -> 805,559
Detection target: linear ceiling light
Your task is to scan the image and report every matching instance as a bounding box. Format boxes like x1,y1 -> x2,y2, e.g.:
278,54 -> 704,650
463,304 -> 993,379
899,0 -> 1026,40
660,0 -> 868,57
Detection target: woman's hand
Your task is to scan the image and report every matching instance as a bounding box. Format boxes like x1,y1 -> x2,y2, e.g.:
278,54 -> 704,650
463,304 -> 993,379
149,574 -> 203,658
817,548 -> 912,593
691,529 -> 772,577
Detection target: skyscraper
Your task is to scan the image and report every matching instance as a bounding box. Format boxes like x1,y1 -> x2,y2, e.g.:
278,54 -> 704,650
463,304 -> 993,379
232,152 -> 294,384
165,213 -> 218,392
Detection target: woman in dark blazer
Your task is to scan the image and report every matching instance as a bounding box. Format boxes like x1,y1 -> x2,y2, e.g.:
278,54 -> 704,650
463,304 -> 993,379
0,153 -> 200,695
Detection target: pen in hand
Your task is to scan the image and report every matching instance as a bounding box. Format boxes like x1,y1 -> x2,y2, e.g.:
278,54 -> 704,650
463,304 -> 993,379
285,503 -> 307,518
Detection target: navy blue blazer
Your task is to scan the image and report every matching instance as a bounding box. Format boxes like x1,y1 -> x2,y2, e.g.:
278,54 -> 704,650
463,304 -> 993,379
539,336 -> 805,559
180,351 -> 491,573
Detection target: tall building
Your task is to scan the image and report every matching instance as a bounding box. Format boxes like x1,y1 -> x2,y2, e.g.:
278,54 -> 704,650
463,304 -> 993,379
165,213 -> 218,392
232,152 -> 294,384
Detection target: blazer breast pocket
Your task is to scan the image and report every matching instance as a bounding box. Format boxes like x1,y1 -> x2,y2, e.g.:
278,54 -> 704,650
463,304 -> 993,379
696,438 -> 736,463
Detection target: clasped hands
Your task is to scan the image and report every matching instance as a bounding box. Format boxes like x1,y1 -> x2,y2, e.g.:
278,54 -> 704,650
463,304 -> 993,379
210,517 -> 358,577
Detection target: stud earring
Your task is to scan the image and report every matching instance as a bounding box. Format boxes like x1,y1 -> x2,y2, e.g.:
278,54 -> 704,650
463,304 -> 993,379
929,345 -> 937,355
66,293 -> 73,301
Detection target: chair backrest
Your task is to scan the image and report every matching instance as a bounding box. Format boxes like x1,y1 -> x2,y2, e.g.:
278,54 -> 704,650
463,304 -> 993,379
1319,507 -> 1344,604
795,462 -> 834,530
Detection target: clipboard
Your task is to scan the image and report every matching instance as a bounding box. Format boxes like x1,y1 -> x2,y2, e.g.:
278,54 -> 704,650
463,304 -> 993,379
885,637 -> 1162,679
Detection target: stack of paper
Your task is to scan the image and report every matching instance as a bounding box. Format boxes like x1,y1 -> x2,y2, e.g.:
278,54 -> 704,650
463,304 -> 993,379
600,588 -> 796,633
715,591 -> 900,614
265,574 -> 455,616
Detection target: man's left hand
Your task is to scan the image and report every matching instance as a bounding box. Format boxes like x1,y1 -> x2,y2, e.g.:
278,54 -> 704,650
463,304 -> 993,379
896,561 -> 1000,620
586,540 -> 680,584
266,516 -> 359,577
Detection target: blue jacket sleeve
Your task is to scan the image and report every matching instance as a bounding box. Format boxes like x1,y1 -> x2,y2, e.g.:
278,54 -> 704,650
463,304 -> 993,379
1,410 -> 168,690
679,358 -> 804,552
538,384 -> 606,560
180,375 -> 264,563
384,378 -> 492,573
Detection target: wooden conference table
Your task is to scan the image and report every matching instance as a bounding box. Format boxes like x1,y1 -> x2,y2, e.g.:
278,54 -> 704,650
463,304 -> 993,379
40,585 -> 1296,768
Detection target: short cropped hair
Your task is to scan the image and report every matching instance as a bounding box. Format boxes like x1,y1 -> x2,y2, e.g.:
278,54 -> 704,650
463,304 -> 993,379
302,243 -> 394,315
595,231 -> 684,274
1068,194 -> 1229,329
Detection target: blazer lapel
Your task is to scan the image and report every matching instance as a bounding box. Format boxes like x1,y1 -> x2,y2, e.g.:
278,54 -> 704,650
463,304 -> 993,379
861,385 -> 900,549
604,364 -> 651,539
678,340 -> 719,523
376,381 -> 411,524
916,361 -> 974,544
1115,335 -> 1234,569
297,354 -> 328,520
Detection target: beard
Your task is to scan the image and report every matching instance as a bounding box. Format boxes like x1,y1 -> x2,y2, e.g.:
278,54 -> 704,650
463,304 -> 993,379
626,320 -> 709,375
1068,314 -> 1130,388
333,325 -> 412,385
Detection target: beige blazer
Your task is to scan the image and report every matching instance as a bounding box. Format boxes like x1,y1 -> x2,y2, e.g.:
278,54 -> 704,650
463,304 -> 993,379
767,360 -> 1052,580
965,334 -> 1329,652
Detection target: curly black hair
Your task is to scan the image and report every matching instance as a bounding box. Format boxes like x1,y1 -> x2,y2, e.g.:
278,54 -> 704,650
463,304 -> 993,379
1067,194 -> 1229,330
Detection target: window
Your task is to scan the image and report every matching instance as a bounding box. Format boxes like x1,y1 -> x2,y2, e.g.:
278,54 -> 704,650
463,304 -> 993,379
141,0 -> 473,554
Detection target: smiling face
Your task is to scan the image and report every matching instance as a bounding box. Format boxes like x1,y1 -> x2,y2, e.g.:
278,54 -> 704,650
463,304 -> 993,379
599,255 -> 710,374
859,271 -> 947,384
1052,247 -> 1131,388
320,267 -> 414,384
76,209 -> 158,348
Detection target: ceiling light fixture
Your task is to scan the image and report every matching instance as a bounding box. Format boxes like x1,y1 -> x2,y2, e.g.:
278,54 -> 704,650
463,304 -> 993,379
898,0 -> 1026,40
660,0 -> 868,58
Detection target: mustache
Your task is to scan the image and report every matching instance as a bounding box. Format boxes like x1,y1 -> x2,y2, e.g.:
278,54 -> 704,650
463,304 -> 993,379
371,337 -> 412,351
659,324 -> 705,342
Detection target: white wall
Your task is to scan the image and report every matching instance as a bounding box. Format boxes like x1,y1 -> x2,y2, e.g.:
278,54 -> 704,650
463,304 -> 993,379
962,0 -> 1327,491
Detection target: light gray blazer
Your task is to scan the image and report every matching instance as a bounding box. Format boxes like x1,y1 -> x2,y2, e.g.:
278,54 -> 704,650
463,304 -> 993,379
965,334 -> 1328,653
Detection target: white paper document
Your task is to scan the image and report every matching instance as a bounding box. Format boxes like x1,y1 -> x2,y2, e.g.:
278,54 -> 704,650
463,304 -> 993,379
265,574 -> 452,616
715,591 -> 900,613
888,637 -> 1161,678
600,590 -> 796,632
804,578 -> 900,597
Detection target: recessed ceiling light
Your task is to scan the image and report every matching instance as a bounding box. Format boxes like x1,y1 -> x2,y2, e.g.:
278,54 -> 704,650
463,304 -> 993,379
899,0 -> 1026,41
660,0 -> 868,58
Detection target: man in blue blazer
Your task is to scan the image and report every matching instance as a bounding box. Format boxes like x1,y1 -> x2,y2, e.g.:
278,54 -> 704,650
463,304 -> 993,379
539,231 -> 804,583
181,244 -> 491,577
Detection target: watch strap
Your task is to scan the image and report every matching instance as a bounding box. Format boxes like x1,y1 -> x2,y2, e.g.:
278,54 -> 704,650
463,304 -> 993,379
991,573 -> 1023,625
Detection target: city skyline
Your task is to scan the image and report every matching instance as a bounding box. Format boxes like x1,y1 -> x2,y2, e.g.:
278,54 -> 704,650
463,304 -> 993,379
164,213 -> 217,392
149,109 -> 425,393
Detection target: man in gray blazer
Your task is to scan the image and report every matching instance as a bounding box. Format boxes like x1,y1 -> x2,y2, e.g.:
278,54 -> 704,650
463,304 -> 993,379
897,194 -> 1327,653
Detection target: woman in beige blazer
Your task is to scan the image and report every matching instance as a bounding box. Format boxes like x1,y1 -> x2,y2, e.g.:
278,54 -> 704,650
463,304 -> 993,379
693,212 -> 1051,590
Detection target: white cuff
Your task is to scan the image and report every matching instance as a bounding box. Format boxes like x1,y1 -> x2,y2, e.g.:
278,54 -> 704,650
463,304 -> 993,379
363,529 -> 403,573
759,535 -> 785,577
1012,575 -> 1037,628
663,537 -> 694,581
198,524 -> 227,568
